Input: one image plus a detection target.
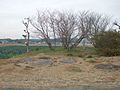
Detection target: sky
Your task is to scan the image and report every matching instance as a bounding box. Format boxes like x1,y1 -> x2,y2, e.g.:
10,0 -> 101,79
0,0 -> 120,39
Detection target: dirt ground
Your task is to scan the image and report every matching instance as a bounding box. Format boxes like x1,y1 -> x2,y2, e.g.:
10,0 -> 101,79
0,54 -> 120,89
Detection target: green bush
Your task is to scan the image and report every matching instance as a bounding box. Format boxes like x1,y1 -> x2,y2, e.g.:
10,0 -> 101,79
93,30 -> 120,56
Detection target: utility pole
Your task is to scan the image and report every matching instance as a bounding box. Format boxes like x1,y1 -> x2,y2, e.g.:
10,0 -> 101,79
22,18 -> 30,52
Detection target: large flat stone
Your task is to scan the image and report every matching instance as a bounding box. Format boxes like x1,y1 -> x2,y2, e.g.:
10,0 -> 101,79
19,58 -> 33,62
32,59 -> 53,66
60,58 -> 76,64
94,64 -> 120,70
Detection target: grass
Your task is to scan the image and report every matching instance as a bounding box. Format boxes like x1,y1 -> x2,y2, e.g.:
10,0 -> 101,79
0,45 -> 97,59
85,58 -> 97,63
0,46 -> 49,59
65,47 -> 96,57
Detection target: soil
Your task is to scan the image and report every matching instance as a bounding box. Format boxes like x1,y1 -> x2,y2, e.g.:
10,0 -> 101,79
0,54 -> 120,89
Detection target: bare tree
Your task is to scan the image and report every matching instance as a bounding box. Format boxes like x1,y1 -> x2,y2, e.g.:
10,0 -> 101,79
48,11 -> 57,46
55,11 -> 97,49
29,10 -> 110,50
30,11 -> 54,49
70,11 -> 92,49
54,11 -> 78,49
114,22 -> 120,29
86,12 -> 110,46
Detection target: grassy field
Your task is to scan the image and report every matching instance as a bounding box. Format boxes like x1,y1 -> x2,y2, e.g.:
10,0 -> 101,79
0,45 -> 96,59
0,46 -> 48,59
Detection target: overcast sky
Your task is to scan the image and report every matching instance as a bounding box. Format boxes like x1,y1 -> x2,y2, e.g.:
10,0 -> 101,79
0,0 -> 120,39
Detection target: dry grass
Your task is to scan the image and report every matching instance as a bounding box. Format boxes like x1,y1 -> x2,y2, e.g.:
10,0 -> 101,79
0,55 -> 120,88
65,65 -> 82,72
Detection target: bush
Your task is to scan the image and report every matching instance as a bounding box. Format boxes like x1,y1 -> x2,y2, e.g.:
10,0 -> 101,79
93,30 -> 120,56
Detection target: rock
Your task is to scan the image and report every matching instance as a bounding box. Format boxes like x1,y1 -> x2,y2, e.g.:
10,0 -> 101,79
94,64 -> 120,70
19,58 -> 33,62
32,59 -> 53,66
60,58 -> 76,64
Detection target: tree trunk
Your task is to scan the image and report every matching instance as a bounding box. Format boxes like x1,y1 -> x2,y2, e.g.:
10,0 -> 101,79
46,40 -> 53,50
70,36 -> 84,49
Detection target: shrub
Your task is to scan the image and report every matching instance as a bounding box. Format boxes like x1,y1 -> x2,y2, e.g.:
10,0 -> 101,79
86,55 -> 93,58
93,30 -> 120,56
67,53 -> 73,56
